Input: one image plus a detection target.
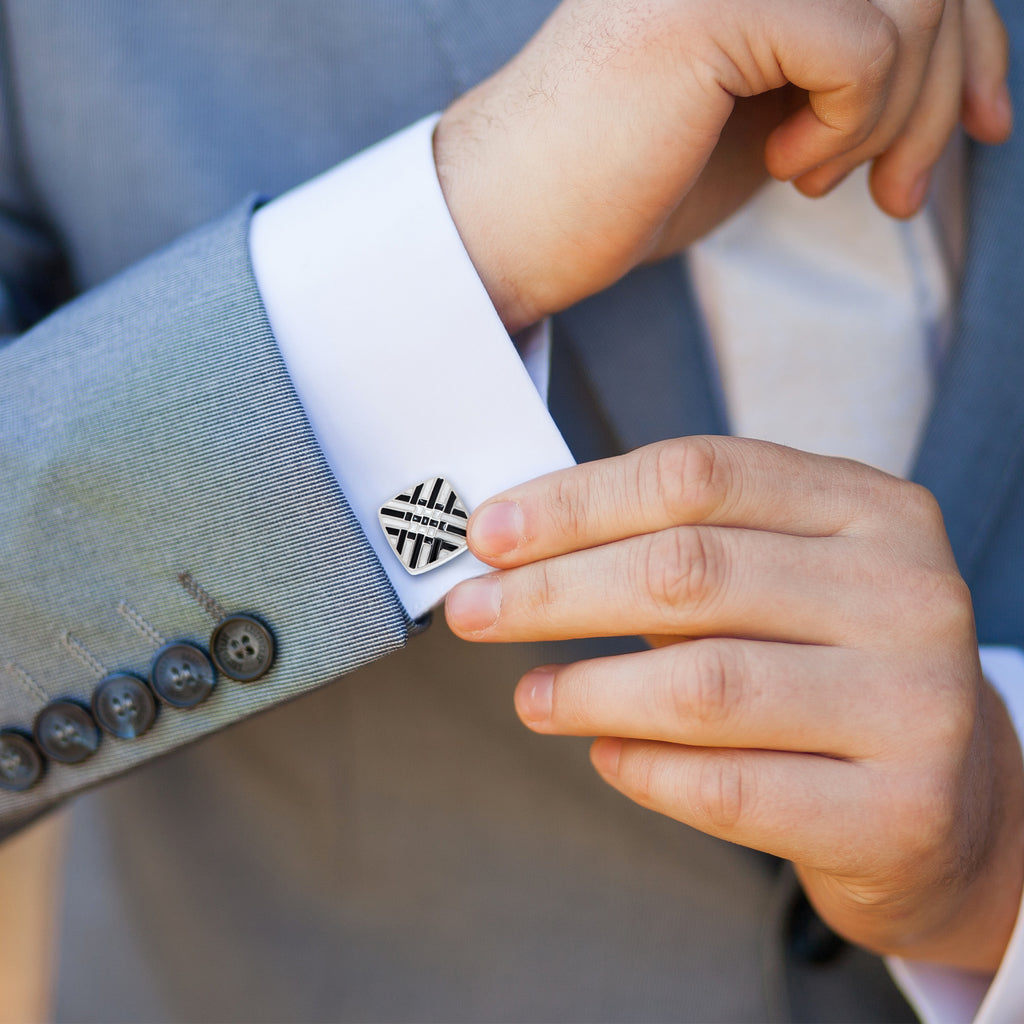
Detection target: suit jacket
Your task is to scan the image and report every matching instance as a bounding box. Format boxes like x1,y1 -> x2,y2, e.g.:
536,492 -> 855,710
0,1 -> 1019,1020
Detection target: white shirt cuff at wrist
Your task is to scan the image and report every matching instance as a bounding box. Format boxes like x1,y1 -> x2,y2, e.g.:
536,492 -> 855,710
249,115 -> 573,619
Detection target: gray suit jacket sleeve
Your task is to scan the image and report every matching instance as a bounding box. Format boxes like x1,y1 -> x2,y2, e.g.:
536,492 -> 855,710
0,202 -> 410,838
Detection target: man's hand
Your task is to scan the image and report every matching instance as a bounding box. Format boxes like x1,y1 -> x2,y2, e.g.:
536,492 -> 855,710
434,0 -> 1011,332
445,438 -> 1024,971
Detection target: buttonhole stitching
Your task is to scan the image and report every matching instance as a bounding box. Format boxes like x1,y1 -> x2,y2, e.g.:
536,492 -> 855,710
2,661 -> 49,705
176,570 -> 226,623
116,601 -> 166,648
60,632 -> 107,680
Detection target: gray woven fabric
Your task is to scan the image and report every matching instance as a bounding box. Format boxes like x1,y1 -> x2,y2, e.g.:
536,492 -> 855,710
0,202 -> 407,832
0,1 -> 1018,1021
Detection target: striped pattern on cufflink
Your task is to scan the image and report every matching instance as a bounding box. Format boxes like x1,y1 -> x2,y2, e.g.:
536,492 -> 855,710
379,477 -> 470,574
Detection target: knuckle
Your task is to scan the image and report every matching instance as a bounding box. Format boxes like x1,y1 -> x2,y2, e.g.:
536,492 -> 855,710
548,473 -> 589,546
678,437 -> 724,517
642,526 -> 718,617
898,481 -> 947,535
697,752 -> 751,831
647,442 -> 689,523
931,571 -> 975,638
549,667 -> 591,732
648,437 -> 725,523
626,743 -> 659,804
906,567 -> 975,645
928,689 -> 977,757
854,13 -> 900,105
894,772 -> 958,856
892,677 -> 975,767
867,15 -> 901,74
921,658 -> 979,753
908,0 -> 946,35
673,642 -> 737,728
521,562 -> 560,624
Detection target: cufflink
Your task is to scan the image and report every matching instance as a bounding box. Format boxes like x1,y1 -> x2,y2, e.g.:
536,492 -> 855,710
379,477 -> 469,574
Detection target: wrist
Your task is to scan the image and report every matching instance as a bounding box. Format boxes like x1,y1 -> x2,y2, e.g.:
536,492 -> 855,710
939,681 -> 1024,971
887,681 -> 1024,972
433,97 -> 539,334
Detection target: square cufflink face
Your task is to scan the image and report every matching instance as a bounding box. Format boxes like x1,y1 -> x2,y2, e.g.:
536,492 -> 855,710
379,477 -> 469,574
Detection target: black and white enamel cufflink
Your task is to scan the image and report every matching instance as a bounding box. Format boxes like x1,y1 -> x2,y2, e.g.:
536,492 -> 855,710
379,477 -> 469,574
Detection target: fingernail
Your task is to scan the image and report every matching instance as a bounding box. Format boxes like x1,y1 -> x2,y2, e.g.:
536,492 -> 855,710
516,667 -> 554,724
591,737 -> 623,777
470,501 -> 524,558
446,575 -> 502,633
908,171 -> 931,213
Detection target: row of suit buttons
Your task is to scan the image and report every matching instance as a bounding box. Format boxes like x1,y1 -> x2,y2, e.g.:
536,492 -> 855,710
0,614 -> 275,793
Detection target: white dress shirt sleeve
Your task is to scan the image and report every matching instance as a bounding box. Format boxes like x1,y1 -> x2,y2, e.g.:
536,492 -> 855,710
248,115 -> 573,620
888,646 -> 1024,1024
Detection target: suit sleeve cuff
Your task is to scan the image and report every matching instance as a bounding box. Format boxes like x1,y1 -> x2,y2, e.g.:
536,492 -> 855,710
887,646 -> 1024,1024
249,115 -> 573,620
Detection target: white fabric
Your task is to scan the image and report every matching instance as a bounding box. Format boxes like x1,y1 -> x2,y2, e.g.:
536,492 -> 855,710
688,163 -> 952,478
249,113 -> 1024,1022
249,116 -> 574,619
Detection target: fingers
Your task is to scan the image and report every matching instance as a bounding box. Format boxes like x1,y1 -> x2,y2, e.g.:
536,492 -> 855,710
514,640 -> 888,756
961,0 -> 1013,144
450,525 -> 895,644
866,0 -> 965,217
745,0 -> 901,180
467,437 -> 925,569
777,0 -> 949,206
763,0 -> 937,184
770,0 -> 1011,218
859,0 -> 1009,216
588,738 -> 869,866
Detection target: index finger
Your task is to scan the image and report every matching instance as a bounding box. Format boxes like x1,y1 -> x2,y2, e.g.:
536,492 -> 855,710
467,436 -> 914,567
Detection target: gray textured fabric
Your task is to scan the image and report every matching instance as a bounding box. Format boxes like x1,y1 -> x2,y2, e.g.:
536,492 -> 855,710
59,626 -> 786,1023
0,202 -> 407,833
0,1 -> 1016,1020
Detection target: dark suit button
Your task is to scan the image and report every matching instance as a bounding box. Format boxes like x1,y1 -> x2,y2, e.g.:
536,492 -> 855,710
92,673 -> 157,739
150,643 -> 216,708
33,701 -> 101,765
210,615 -> 274,682
0,730 -> 44,791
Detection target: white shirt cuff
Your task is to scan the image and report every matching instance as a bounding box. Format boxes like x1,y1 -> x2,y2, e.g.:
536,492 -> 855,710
248,115 -> 574,620
888,646 -> 1024,1024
